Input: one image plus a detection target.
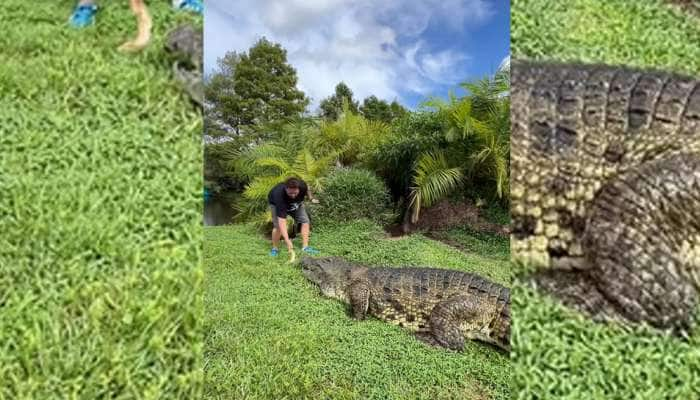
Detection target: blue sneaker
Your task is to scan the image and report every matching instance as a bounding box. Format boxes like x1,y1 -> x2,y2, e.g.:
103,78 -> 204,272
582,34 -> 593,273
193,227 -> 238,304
270,248 -> 279,257
302,246 -> 319,255
175,0 -> 203,14
69,4 -> 98,28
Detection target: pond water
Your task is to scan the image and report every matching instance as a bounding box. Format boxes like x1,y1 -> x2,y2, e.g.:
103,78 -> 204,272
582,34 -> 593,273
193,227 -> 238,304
203,194 -> 236,226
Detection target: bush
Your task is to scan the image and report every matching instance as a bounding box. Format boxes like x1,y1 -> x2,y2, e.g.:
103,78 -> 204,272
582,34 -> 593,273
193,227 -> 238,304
311,168 -> 393,226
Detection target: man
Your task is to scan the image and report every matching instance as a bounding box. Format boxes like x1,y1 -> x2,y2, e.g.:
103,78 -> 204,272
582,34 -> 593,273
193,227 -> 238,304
69,0 -> 202,28
268,177 -> 320,257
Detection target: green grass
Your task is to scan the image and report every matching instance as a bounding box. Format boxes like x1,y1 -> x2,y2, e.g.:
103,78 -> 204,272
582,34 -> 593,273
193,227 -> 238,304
1,2 -> 202,398
512,0 -> 700,74
430,227 -> 509,264
204,221 -> 510,399
512,0 -> 700,398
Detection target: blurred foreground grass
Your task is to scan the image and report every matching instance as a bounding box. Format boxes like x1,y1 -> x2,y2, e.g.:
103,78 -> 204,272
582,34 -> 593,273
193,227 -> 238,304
204,221 -> 510,399
1,1 -> 202,398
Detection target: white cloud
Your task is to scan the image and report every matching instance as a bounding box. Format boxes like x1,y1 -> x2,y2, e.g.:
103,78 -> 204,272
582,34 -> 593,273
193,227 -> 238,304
205,0 -> 498,109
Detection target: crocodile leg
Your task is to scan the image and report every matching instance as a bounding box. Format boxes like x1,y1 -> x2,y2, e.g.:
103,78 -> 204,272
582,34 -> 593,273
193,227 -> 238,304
527,269 -> 627,324
414,332 -> 443,348
172,61 -> 204,107
535,153 -> 700,334
427,295 -> 495,351
583,152 -> 700,334
348,281 -> 370,320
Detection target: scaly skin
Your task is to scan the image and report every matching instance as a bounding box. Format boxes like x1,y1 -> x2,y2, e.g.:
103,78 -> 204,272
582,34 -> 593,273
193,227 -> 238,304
511,59 -> 700,334
301,257 -> 510,352
164,24 -> 203,107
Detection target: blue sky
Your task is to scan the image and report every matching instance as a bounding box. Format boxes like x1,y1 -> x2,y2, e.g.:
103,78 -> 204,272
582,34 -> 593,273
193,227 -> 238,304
204,0 -> 509,111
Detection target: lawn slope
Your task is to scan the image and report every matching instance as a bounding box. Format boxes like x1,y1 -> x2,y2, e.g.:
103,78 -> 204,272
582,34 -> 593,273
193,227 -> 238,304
204,221 -> 510,400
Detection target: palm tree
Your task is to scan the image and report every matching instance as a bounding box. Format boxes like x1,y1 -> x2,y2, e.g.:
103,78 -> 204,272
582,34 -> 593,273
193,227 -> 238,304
314,99 -> 390,166
406,71 -> 510,225
235,144 -> 337,226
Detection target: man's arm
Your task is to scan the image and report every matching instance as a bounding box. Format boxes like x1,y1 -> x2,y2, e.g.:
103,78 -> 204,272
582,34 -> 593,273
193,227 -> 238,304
278,217 -> 294,251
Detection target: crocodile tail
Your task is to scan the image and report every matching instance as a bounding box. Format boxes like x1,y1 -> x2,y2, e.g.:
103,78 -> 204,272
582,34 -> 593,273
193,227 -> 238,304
118,0 -> 152,52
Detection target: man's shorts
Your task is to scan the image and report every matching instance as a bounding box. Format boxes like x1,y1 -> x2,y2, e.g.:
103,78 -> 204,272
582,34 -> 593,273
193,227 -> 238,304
269,203 -> 310,229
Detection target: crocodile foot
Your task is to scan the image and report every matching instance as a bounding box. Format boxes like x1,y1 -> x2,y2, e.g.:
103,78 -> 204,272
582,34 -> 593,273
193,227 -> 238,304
414,332 -> 444,349
525,269 -> 626,325
173,62 -> 203,107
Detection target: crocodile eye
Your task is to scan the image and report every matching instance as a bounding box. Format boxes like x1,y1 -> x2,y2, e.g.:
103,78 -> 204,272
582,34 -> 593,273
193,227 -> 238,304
512,215 -> 537,239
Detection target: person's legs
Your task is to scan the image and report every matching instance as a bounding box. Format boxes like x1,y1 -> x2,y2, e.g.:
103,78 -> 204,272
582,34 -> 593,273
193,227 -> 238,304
294,205 -> 318,254
301,223 -> 310,249
270,205 -> 280,255
172,0 -> 203,13
70,0 -> 98,28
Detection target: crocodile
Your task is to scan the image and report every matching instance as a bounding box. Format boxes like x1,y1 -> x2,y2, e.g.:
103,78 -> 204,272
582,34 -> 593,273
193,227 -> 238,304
300,256 -> 510,352
511,59 -> 700,335
164,24 -> 203,107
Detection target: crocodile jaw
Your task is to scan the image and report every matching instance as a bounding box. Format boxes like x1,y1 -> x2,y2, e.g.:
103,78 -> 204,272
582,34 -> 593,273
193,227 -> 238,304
301,257 -> 352,303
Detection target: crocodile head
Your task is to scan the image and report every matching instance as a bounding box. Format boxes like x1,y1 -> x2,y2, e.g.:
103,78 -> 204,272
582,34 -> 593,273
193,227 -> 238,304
301,257 -> 355,302
165,24 -> 203,70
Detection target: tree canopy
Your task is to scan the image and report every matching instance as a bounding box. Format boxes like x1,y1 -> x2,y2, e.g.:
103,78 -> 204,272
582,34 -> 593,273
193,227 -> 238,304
205,38 -> 309,136
318,82 -> 359,120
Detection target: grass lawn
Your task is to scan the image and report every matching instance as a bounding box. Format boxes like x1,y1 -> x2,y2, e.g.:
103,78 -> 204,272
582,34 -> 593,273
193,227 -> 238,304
512,0 -> 700,398
204,221 -> 510,399
1,1 -> 202,398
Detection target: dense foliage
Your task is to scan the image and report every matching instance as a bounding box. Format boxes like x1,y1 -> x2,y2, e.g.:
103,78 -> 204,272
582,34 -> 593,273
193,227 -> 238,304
312,168 -> 393,225
204,222 -> 510,399
319,82 -> 360,121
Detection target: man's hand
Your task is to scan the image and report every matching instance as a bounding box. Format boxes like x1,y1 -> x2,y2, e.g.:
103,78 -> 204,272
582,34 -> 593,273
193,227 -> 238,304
286,241 -> 296,263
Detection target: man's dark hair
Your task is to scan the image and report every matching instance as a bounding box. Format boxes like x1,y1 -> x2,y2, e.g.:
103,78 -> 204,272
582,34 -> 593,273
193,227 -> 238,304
285,177 -> 301,189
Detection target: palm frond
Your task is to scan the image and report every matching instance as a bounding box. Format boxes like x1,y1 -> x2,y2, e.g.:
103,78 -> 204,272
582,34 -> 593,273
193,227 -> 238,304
408,151 -> 463,223
243,175 -> 285,201
254,157 -> 292,173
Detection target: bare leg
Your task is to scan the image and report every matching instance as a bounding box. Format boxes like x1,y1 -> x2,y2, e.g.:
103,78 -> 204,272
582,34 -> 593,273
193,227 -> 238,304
272,227 -> 281,249
301,223 -> 310,248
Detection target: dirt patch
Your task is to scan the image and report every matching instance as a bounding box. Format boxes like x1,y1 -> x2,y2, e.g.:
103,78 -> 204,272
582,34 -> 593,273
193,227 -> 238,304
414,199 -> 509,236
384,199 -> 509,238
384,224 -> 406,238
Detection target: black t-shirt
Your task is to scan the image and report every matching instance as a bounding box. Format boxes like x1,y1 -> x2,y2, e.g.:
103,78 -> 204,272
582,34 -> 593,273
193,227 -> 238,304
267,181 -> 308,218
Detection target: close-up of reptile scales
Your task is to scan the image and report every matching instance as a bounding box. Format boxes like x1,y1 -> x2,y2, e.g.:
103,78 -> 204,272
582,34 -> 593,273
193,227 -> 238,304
511,60 -> 700,333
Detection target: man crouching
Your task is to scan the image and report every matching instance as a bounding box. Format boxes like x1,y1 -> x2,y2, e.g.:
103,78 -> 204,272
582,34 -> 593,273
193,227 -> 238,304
268,177 -> 320,257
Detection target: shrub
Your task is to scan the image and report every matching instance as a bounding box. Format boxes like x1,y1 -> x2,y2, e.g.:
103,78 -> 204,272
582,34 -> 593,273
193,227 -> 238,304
311,168 -> 393,226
